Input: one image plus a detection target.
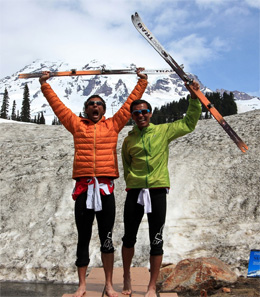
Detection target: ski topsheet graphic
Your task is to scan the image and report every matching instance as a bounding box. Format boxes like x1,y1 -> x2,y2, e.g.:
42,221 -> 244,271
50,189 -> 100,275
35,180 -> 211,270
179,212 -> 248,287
131,12 -> 248,153
18,67 -> 174,79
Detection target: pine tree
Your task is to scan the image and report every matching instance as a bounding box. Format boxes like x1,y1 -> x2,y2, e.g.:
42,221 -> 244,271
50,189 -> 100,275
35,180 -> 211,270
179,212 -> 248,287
178,96 -> 189,116
150,107 -> 159,124
39,112 -> 45,124
151,95 -> 195,124
16,110 -> 21,121
0,88 -> 10,119
11,100 -> 17,121
21,84 -> 31,122
205,92 -> 222,119
222,92 -> 237,116
52,116 -> 61,125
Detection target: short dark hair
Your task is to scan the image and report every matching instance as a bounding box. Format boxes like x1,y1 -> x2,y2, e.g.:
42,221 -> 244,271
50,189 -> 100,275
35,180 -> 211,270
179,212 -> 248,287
130,100 -> 152,114
83,95 -> 106,117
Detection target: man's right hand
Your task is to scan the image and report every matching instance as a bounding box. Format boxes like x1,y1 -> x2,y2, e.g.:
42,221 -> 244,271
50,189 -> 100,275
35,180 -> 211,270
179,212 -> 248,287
39,71 -> 50,85
185,80 -> 200,99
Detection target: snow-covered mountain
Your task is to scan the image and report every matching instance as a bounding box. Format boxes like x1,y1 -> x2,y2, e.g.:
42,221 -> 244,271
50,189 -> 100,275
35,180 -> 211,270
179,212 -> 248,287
0,59 -> 259,124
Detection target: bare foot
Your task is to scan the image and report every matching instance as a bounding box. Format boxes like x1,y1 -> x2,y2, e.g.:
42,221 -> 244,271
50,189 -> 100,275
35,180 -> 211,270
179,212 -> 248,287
105,284 -> 118,297
72,286 -> 86,297
122,273 -> 132,295
122,288 -> 132,295
144,288 -> 157,297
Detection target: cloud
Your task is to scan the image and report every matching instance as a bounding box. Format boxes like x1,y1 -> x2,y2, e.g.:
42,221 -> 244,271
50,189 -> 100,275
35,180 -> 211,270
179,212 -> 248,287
167,34 -> 216,71
195,0 -> 260,10
0,0 -> 259,96
0,0 -> 181,78
244,0 -> 260,9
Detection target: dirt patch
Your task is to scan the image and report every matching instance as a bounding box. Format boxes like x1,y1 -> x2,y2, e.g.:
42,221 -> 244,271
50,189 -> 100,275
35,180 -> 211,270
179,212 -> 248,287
176,277 -> 260,297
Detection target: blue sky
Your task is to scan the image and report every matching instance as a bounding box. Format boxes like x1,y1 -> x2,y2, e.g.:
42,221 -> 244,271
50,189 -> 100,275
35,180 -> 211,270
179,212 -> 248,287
0,0 -> 259,96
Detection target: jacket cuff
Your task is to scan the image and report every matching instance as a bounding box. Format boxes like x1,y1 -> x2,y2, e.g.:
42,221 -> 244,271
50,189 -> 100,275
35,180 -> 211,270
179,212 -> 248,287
41,82 -> 50,90
189,97 -> 201,106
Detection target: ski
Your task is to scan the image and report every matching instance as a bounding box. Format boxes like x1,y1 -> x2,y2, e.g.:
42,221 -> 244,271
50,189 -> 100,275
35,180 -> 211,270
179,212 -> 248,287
131,12 -> 248,153
18,67 -> 174,79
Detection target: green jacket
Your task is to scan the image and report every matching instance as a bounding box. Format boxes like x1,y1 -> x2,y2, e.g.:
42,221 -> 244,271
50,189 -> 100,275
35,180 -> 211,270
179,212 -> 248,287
122,98 -> 201,189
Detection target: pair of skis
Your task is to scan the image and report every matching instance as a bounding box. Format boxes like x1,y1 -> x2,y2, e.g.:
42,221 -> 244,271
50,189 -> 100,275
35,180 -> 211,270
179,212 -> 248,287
131,12 -> 248,153
18,67 -> 174,79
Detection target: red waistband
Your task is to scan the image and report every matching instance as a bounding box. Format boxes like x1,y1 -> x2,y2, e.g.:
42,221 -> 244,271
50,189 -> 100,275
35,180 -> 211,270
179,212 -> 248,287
72,177 -> 114,201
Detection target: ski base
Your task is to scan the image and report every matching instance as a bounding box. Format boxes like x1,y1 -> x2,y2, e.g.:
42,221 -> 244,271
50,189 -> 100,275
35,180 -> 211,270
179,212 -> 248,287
18,68 -> 175,79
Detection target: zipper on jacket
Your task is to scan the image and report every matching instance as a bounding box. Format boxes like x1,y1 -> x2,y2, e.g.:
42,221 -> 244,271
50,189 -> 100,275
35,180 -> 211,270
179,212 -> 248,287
141,130 -> 150,188
94,124 -> 96,174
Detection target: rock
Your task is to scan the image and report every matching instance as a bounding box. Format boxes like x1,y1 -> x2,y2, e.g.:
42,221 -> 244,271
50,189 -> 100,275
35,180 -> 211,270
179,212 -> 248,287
157,264 -> 176,285
159,257 -> 237,294
222,287 -> 231,293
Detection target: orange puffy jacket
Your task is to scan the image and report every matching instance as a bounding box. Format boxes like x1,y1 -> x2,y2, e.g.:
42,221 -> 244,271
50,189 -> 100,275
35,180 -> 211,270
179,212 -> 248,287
41,78 -> 148,179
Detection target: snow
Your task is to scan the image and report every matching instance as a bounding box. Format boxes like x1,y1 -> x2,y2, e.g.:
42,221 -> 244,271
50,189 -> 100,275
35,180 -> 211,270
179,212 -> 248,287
236,97 -> 260,113
0,118 -> 33,124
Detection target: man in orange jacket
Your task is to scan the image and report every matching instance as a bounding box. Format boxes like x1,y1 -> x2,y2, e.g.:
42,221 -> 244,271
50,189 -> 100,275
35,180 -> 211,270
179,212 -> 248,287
39,69 -> 148,297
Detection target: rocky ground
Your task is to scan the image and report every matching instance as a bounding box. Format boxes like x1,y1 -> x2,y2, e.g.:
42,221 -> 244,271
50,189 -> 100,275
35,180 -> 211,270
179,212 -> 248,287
177,277 -> 260,297
0,277 -> 259,297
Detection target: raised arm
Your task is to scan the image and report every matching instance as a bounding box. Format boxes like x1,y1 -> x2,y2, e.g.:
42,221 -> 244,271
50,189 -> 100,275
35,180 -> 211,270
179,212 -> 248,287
39,71 -> 78,133
112,67 -> 148,132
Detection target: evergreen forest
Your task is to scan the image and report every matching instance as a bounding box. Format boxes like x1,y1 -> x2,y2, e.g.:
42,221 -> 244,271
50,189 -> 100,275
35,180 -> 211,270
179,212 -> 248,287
150,91 -> 237,124
1,85 -> 237,126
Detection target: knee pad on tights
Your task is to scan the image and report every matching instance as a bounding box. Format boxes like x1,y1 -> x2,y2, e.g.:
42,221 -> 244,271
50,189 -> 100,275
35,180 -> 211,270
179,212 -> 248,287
75,258 -> 90,267
150,244 -> 164,256
122,236 -> 136,249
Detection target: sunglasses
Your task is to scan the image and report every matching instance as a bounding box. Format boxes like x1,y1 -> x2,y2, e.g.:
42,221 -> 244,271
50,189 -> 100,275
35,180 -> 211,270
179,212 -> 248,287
87,101 -> 104,106
132,109 -> 150,116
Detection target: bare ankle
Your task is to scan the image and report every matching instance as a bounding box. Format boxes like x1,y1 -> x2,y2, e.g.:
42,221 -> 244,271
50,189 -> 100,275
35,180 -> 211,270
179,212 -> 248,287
105,284 -> 118,297
73,285 -> 86,297
144,287 -> 157,297
122,273 -> 132,295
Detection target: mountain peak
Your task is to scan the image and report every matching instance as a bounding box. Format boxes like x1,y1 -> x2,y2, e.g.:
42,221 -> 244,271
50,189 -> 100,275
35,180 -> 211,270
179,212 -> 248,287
0,60 -> 259,124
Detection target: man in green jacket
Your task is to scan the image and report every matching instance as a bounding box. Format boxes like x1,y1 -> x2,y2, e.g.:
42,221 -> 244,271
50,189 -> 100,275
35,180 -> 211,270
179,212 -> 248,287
121,82 -> 201,297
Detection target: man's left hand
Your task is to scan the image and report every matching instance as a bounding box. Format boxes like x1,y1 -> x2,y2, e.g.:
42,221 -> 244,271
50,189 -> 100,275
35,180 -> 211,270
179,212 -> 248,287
136,67 -> 147,80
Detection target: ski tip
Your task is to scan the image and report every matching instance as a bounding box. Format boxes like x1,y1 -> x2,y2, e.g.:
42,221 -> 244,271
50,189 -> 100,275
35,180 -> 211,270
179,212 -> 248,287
238,142 -> 249,153
131,12 -> 139,19
242,145 -> 249,153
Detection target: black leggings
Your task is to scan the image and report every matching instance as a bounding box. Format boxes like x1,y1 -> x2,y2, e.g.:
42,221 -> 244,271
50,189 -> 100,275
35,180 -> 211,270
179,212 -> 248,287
74,191 -> 115,267
122,188 -> 167,255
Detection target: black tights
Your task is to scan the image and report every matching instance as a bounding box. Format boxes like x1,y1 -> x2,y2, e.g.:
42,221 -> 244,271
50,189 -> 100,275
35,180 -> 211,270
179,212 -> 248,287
122,188 -> 167,255
74,191 -> 115,267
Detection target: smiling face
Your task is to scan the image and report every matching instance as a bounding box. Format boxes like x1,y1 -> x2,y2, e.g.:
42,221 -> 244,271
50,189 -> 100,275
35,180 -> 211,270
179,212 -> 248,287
132,103 -> 152,130
85,97 -> 105,123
